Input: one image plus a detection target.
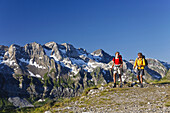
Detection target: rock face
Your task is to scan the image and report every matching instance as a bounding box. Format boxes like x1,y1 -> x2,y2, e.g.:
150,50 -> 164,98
0,42 -> 169,108
91,49 -> 113,63
8,97 -> 34,108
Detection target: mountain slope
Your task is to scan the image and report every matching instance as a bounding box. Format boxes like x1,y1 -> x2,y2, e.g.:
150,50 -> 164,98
0,42 -> 169,109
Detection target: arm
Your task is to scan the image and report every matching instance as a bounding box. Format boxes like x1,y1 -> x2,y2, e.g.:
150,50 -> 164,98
111,61 -> 115,69
133,59 -> 137,69
111,58 -> 115,70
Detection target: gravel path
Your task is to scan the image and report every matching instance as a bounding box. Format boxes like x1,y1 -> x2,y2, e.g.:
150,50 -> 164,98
50,84 -> 170,113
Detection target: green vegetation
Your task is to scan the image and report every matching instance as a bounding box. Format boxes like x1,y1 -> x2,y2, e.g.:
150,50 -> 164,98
15,107 -> 35,113
149,69 -> 170,84
152,79 -> 170,84
81,85 -> 99,96
165,101 -> 170,107
50,68 -> 56,74
151,77 -> 170,84
0,98 -> 15,111
15,74 -> 23,79
33,98 -> 52,107
43,72 -> 53,86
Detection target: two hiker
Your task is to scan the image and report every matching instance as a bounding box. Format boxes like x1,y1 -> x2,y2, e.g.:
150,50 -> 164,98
110,52 -> 146,88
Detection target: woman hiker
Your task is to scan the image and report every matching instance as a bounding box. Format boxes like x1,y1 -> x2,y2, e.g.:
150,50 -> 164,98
110,52 -> 123,88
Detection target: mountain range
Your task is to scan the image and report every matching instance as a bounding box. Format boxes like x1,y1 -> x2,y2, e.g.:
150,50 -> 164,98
0,42 -> 169,109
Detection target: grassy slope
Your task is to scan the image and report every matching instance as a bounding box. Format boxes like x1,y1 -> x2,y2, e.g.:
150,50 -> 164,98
13,83 -> 170,113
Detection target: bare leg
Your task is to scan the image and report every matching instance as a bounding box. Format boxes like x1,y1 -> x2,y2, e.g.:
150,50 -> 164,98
140,75 -> 144,88
140,75 -> 143,84
137,75 -> 140,83
119,74 -> 122,87
114,73 -> 117,83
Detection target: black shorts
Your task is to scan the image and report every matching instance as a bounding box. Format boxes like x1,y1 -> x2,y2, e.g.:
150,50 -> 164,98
137,69 -> 144,76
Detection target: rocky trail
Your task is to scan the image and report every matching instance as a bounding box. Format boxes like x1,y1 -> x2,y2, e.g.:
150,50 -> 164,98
45,83 -> 170,113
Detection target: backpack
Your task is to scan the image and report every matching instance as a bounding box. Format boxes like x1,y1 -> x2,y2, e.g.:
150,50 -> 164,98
137,55 -> 148,66
113,55 -> 123,64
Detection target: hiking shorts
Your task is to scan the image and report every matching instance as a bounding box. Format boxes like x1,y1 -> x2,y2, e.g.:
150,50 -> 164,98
137,69 -> 144,76
113,66 -> 122,75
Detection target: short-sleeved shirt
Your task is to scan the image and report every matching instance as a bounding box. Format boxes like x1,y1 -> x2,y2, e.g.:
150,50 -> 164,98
112,55 -> 123,66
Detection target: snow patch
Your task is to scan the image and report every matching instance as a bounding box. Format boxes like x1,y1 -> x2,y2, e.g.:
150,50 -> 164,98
36,74 -> 41,78
70,58 -> 86,65
71,66 -> 79,75
19,58 -> 46,69
29,59 -> 46,69
2,59 -> 17,66
38,99 -> 45,102
20,58 -> 29,64
83,66 -> 93,72
28,71 -> 43,78
87,62 -> 103,68
51,54 -> 60,61
28,70 -> 36,77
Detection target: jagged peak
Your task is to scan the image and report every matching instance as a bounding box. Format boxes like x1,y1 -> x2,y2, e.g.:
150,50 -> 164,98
9,44 -> 21,48
8,44 -> 22,53
92,49 -> 111,56
44,42 -> 58,49
24,42 -> 43,48
61,43 -> 75,49
45,42 -> 57,46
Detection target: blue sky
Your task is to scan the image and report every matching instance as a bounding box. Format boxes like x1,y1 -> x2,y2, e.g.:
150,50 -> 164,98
0,0 -> 170,62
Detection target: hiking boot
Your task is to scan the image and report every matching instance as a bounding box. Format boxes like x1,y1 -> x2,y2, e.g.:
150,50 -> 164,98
120,83 -> 123,88
113,83 -> 116,88
140,83 -> 143,88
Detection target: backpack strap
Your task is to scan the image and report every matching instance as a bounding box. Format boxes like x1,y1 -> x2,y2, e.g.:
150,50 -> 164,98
137,58 -> 144,67
137,58 -> 139,67
118,55 -> 122,64
113,55 -> 123,64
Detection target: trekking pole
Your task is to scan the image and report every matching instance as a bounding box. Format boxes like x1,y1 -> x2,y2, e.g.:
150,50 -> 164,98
110,68 -> 113,77
110,68 -> 113,82
131,69 -> 136,87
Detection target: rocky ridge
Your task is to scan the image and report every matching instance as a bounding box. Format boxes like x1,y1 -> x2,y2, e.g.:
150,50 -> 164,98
0,42 -> 169,109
